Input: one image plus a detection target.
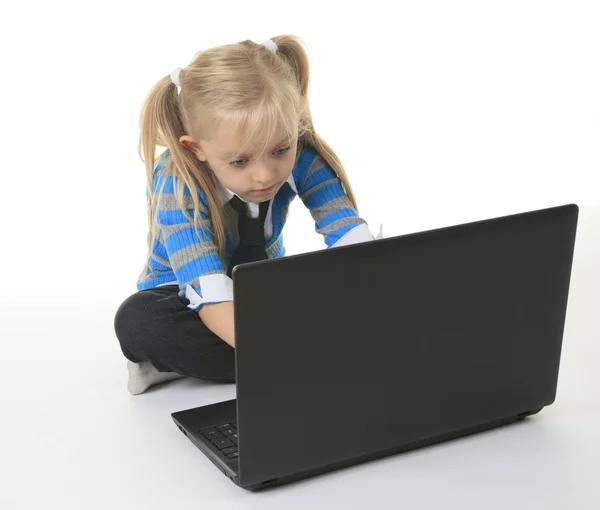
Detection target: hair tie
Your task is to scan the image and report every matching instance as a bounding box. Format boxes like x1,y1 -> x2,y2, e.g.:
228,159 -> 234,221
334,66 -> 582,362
170,67 -> 183,90
169,39 -> 278,92
261,39 -> 278,53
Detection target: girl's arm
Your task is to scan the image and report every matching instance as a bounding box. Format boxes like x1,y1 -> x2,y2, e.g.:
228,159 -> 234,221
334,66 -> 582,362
199,301 -> 236,348
150,162 -> 235,346
294,144 -> 377,247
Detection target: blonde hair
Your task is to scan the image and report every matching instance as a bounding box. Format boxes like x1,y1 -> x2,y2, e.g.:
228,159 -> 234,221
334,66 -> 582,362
137,34 -> 359,282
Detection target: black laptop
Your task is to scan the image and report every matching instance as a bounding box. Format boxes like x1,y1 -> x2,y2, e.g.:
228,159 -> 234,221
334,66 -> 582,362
171,203 -> 578,491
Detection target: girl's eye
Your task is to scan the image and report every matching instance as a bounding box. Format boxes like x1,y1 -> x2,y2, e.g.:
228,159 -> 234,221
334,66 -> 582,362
274,146 -> 291,155
230,146 -> 291,167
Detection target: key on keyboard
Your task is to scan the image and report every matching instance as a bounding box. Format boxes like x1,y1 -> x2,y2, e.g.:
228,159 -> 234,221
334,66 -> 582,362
201,422 -> 238,458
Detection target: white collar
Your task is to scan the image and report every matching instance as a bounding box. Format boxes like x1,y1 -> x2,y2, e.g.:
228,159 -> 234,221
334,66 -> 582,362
212,171 -> 297,207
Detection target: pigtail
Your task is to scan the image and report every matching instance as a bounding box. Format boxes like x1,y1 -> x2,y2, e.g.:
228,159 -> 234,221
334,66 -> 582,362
268,35 -> 359,212
136,72 -> 227,285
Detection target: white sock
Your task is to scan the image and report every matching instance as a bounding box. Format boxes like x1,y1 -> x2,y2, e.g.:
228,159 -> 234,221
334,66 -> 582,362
127,360 -> 186,395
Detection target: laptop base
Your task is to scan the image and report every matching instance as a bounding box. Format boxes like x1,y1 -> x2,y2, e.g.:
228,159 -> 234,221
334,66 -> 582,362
172,399 -> 239,485
172,398 -> 543,491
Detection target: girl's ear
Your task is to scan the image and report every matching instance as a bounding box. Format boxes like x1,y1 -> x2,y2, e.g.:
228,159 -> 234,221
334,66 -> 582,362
179,135 -> 208,162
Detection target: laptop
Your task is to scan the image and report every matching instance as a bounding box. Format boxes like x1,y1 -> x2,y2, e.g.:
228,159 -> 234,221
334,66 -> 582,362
171,203 -> 579,491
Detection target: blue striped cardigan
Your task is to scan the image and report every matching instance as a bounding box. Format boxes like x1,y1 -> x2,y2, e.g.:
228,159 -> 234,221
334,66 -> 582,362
136,140 -> 378,311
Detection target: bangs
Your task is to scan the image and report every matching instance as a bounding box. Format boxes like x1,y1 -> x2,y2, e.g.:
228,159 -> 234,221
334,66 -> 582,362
217,92 -> 299,158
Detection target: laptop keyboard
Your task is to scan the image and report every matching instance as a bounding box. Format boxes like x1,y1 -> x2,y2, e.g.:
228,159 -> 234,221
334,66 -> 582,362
200,421 -> 238,460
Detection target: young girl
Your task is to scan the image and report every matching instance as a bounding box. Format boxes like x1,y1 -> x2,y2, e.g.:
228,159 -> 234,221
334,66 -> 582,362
114,35 -> 382,395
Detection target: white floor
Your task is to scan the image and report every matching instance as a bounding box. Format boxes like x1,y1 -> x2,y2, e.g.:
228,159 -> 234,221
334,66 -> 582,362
2,207 -> 600,509
2,298 -> 598,510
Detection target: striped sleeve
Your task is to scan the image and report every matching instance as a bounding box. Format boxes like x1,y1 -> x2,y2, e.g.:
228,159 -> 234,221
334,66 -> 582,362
153,170 -> 233,311
293,143 -> 376,248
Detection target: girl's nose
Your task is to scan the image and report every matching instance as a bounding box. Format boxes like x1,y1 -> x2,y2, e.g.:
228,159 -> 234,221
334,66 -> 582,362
255,164 -> 276,184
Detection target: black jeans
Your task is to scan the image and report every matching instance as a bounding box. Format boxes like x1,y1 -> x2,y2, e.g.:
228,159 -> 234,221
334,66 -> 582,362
113,284 -> 235,383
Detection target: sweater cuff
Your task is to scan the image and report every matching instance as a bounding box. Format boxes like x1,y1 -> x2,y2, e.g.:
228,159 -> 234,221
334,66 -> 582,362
184,273 -> 234,312
330,222 -> 383,248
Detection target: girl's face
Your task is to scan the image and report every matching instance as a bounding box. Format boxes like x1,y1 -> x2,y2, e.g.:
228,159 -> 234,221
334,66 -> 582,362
180,120 -> 298,202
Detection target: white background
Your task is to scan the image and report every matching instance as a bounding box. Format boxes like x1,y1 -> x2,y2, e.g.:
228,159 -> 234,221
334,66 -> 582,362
1,1 -> 599,508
